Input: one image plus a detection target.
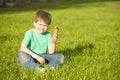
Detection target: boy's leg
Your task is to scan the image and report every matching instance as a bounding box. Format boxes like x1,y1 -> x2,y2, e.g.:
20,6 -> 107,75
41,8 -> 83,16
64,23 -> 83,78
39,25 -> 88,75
16,51 -> 40,70
40,53 -> 64,67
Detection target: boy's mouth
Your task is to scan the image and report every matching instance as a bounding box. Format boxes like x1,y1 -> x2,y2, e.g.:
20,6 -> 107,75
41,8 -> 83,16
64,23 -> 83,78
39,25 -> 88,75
38,28 -> 47,33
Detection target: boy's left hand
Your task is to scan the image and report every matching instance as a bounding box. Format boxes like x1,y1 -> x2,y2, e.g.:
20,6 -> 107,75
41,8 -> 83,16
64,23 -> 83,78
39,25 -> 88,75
52,35 -> 57,43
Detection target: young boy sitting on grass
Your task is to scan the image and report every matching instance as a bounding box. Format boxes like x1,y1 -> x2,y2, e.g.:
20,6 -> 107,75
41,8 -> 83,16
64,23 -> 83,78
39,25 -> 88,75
16,10 -> 64,73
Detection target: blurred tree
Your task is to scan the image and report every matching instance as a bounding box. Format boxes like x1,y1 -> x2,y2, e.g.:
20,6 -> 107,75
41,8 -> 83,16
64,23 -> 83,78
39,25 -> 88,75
0,0 -> 65,6
0,0 -> 5,6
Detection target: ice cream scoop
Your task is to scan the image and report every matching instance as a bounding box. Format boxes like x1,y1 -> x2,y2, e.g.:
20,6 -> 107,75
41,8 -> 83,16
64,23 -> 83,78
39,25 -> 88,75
54,26 -> 59,35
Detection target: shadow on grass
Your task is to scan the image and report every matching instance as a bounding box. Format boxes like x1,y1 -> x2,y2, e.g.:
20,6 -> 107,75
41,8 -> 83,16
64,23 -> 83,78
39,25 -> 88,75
60,42 -> 94,57
0,0 -> 119,14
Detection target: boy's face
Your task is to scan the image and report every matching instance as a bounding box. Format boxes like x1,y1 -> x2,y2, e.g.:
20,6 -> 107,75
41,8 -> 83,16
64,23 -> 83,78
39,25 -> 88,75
34,20 -> 48,34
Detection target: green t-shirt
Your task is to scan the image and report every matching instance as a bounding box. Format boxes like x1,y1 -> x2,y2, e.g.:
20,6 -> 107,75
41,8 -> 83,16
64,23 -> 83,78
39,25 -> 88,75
22,29 -> 52,54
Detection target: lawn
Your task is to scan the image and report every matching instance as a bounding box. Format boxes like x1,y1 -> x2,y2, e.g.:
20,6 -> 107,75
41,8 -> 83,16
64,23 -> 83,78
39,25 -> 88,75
0,0 -> 120,80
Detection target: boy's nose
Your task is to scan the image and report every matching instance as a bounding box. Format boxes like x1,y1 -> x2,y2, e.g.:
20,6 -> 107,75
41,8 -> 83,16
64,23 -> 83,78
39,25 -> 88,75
41,25 -> 44,28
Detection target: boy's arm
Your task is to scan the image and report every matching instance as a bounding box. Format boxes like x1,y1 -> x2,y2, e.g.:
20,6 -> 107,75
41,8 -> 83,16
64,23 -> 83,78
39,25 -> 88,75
48,42 -> 56,54
20,43 -> 45,64
48,27 -> 59,54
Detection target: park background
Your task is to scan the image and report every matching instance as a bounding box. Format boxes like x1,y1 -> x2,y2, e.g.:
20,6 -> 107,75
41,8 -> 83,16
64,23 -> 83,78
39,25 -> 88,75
0,0 -> 120,80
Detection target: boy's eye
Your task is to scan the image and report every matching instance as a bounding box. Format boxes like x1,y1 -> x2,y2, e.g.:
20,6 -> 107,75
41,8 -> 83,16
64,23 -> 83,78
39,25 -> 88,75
39,24 -> 48,27
44,25 -> 48,27
39,24 -> 42,26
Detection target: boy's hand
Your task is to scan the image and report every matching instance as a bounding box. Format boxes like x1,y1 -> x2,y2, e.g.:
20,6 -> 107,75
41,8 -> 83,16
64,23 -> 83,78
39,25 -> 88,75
20,44 -> 45,64
37,56 -> 45,64
52,35 -> 58,43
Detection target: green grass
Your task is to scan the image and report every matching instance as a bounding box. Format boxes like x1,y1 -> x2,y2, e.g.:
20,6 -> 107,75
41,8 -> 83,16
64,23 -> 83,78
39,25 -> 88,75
0,0 -> 120,80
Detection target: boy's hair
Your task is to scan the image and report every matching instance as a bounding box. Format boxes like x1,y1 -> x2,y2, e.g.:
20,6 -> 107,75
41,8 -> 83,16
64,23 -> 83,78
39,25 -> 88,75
34,10 -> 52,25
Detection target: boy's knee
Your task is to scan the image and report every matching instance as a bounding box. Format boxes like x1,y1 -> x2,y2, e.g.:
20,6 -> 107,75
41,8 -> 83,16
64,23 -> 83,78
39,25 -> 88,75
16,51 -> 30,64
58,53 -> 65,64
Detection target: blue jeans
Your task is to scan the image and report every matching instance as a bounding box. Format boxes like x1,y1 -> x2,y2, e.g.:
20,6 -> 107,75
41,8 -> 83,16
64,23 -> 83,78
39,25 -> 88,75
16,51 -> 64,70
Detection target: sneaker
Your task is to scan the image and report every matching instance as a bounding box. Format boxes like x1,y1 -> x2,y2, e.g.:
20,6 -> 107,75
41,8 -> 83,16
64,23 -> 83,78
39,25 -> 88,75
45,66 -> 55,71
40,68 -> 46,73
36,67 -> 46,74
50,67 -> 55,70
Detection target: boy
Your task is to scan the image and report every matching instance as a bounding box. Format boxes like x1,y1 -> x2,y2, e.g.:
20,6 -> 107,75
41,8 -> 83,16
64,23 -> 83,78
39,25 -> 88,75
16,10 -> 64,73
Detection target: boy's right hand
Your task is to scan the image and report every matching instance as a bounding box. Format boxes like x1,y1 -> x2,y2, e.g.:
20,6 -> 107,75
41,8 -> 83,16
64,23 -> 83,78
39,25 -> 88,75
20,44 -> 45,64
36,56 -> 45,64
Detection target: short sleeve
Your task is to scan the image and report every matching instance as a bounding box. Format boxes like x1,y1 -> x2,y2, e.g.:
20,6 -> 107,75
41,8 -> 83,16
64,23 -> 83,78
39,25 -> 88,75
22,30 -> 31,46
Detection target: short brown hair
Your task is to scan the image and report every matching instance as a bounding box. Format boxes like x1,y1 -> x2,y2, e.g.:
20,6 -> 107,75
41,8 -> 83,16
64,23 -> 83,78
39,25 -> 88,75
34,10 -> 52,25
